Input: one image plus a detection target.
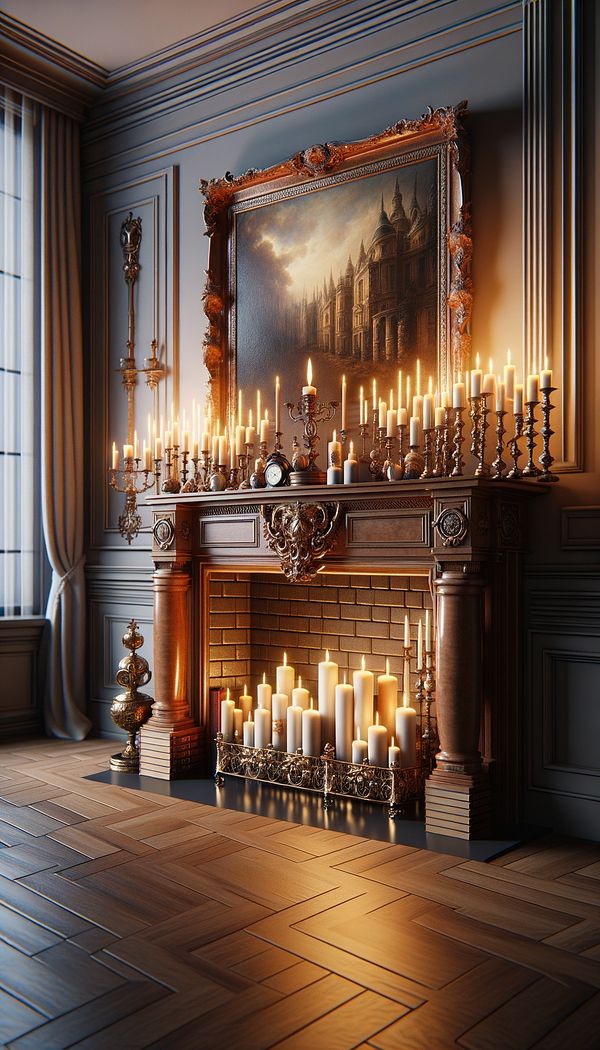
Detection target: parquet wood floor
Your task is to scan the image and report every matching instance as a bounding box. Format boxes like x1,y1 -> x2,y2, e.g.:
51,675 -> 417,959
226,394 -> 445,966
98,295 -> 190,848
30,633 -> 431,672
0,739 -> 598,1049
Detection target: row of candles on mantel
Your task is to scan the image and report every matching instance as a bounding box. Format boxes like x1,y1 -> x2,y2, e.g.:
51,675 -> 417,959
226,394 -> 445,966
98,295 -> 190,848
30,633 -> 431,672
219,612 -> 433,768
110,349 -> 558,492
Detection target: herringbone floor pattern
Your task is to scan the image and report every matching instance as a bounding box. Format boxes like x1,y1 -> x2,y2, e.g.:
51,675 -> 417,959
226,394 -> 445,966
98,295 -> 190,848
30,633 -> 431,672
0,739 -> 599,1049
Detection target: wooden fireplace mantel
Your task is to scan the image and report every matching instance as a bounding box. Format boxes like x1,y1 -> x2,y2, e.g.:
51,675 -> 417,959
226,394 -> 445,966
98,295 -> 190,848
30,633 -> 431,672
141,478 -> 545,839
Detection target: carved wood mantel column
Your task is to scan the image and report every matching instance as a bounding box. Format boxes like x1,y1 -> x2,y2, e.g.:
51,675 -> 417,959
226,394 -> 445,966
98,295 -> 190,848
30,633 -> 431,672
426,563 -> 490,838
139,509 -> 201,779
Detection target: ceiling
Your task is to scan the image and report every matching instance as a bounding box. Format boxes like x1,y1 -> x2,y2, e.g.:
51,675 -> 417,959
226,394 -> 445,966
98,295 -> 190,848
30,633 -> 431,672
0,0 -> 265,71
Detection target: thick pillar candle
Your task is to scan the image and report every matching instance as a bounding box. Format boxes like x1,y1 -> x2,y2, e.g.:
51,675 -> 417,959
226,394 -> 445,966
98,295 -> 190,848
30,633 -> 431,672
239,685 -> 253,722
302,700 -> 321,757
388,736 -> 401,767
353,655 -> 374,736
276,654 -> 294,700
221,691 -> 235,743
272,693 -> 289,751
396,694 -> 417,767
318,649 -> 338,746
242,718 -> 255,747
335,681 -> 354,762
292,676 -> 310,710
376,658 -> 397,742
254,706 -> 270,749
352,727 -> 368,764
287,705 -> 303,754
368,714 -> 388,767
257,672 -> 272,713
233,708 -> 243,742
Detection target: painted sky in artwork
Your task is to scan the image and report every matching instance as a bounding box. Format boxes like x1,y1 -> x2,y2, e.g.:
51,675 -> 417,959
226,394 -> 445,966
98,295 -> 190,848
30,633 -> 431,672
235,157 -> 437,306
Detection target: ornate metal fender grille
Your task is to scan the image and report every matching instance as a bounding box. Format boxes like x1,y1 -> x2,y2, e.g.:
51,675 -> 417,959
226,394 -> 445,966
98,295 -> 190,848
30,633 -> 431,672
261,501 -> 343,582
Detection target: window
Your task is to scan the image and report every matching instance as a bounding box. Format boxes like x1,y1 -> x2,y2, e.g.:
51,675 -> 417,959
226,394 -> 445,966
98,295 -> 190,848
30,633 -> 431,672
0,90 -> 39,616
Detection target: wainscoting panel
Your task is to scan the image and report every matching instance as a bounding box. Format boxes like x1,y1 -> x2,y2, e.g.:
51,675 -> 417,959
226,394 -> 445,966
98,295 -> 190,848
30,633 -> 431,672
524,569 -> 600,836
0,618 -> 47,735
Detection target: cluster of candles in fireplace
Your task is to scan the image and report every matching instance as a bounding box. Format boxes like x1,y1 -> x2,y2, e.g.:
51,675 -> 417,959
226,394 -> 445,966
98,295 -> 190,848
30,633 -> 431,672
219,612 -> 432,769
109,349 -> 558,492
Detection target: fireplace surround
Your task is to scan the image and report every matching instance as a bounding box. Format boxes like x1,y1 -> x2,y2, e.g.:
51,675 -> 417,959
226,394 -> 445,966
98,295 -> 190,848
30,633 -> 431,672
141,478 -> 542,839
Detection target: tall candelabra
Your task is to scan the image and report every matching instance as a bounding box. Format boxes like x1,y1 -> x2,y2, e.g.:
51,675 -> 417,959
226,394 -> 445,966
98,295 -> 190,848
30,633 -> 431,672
109,453 -> 160,544
286,393 -> 337,485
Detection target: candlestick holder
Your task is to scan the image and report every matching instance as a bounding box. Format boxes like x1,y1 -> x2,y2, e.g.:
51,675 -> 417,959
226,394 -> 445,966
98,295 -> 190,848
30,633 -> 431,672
432,423 -> 444,477
286,394 -> 337,485
161,444 -> 181,493
442,407 -> 453,477
468,394 -> 481,464
250,457 -> 266,488
340,427 -> 348,448
403,443 -> 425,480
423,651 -> 437,772
209,463 -> 227,492
358,421 -> 371,481
475,392 -> 491,477
522,400 -> 541,477
181,454 -> 199,492
227,464 -> 240,490
451,406 -> 465,476
180,449 -> 190,489
537,386 -> 558,482
240,442 -> 254,488
110,455 -> 158,544
415,663 -> 425,737
396,422 -> 407,473
369,426 -> 387,480
384,435 -> 403,481
199,449 -> 211,491
507,415 -> 523,479
420,427 -> 434,479
491,409 -> 507,479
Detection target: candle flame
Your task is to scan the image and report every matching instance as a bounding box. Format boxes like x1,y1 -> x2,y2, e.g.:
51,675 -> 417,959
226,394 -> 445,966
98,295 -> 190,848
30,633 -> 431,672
507,348 -> 512,365
416,358 -> 421,396
544,354 -> 549,369
310,696 -> 314,710
376,712 -> 380,726
343,671 -> 347,685
244,683 -> 247,694
333,429 -> 337,442
361,654 -> 365,672
226,687 -> 230,700
262,672 -> 266,685
307,358 -> 313,386
392,736 -> 395,747
357,724 -> 361,737
297,675 -> 301,688
283,651 -> 287,666
475,352 -> 481,369
326,649 -> 330,661
349,440 -> 354,454
386,657 -> 390,675
428,376 -> 433,395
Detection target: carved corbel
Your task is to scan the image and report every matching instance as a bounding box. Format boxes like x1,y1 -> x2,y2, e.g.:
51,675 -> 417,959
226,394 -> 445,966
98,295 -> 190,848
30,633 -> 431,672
261,501 -> 342,582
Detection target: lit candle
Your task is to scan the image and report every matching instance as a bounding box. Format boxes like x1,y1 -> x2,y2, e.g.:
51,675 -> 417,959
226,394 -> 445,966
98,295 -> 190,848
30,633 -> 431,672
527,373 -> 539,403
409,416 -> 421,448
417,619 -> 423,669
235,424 -> 246,456
397,406 -> 408,427
211,433 -> 219,463
318,649 -> 338,746
386,406 -> 397,437
388,736 -> 401,767
242,718 -> 255,747
395,693 -> 417,767
256,389 -> 261,427
514,383 -> 524,415
154,436 -> 162,461
260,414 -> 269,443
416,358 -> 421,396
453,376 -> 466,409
302,698 -> 321,757
540,357 -> 553,390
483,358 -> 496,396
192,440 -> 199,460
233,708 -> 243,742
341,374 -> 347,430
425,609 -> 431,654
218,435 -> 227,465
404,614 -> 410,650
471,354 -> 482,397
112,442 -> 119,470
368,714 -> 388,767
343,441 -> 359,484
245,413 -> 256,447
353,655 -> 374,737
257,672 -> 272,713
397,369 -> 403,410
237,388 -> 243,428
123,443 -> 134,460
359,385 -> 364,426
254,705 -> 271,748
372,378 -> 377,413
276,653 -> 294,699
352,726 -> 368,764
272,693 -> 288,751
378,399 -> 387,430
172,420 -> 179,447
335,678 -> 354,762
201,425 -> 210,452
287,705 -> 303,753
376,658 -> 397,742
422,393 -> 434,430
434,406 -> 445,427
303,358 -> 316,395
239,684 -> 252,722
220,689 -> 235,743
496,380 -> 506,413
275,375 -> 280,433
182,429 -> 189,453
143,442 -> 152,471
292,676 -> 310,710
504,349 -> 516,400
412,394 -> 423,420
327,430 -> 343,485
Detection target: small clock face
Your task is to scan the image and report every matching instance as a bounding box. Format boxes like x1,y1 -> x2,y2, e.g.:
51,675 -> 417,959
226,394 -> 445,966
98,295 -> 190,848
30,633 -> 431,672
265,460 -> 285,487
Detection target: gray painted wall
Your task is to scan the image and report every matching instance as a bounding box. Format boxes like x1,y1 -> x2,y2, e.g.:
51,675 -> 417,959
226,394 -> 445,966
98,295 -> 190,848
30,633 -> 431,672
80,0 -> 600,836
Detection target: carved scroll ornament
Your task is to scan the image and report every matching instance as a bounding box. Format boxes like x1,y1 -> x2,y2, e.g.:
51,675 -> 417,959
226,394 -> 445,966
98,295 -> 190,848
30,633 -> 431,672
261,502 -> 342,583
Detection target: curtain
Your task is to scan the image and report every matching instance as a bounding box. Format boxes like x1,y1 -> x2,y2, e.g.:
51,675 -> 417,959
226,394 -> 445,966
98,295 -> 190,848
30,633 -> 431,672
41,107 -> 91,739
0,90 -> 36,616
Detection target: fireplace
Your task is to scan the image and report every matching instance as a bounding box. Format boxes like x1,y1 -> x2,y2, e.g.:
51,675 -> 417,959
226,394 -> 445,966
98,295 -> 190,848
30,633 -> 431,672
141,478 -> 539,839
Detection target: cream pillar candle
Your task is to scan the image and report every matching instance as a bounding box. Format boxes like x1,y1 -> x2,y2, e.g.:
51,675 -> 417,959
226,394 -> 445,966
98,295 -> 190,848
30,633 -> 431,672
276,654 -> 294,699
388,736 -> 401,767
378,399 -> 387,429
275,376 -> 281,433
404,614 -> 410,650
422,394 -> 434,430
220,690 -> 235,743
233,708 -> 243,742
123,443 -> 134,460
395,694 -> 417,767
368,714 -> 388,767
540,359 -> 553,390
386,407 -> 397,437
425,608 -> 431,655
292,676 -> 310,710
514,384 -> 524,415
254,706 -> 270,748
287,705 -> 303,754
471,355 -> 482,397
527,373 -> 539,402
318,649 -> 338,746
353,655 -> 373,737
504,350 -> 516,400
302,699 -> 321,757
335,681 -> 354,762
218,435 -> 227,465
397,406 -> 408,427
257,672 -> 272,712
495,380 -> 506,413
453,377 -> 466,409
482,360 -> 496,396
235,424 -> 246,455
352,727 -> 368,764
417,620 -> 423,669
239,685 -> 253,723
344,445 -> 359,484
409,416 -> 421,448
272,693 -> 288,751
341,374 -> 347,431
154,436 -> 162,461
434,406 -> 445,428
242,718 -> 254,747
260,415 -> 269,443
376,658 -> 397,741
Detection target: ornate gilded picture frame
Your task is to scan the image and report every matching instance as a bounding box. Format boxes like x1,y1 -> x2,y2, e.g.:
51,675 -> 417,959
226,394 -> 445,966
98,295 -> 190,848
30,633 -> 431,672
201,103 -> 471,432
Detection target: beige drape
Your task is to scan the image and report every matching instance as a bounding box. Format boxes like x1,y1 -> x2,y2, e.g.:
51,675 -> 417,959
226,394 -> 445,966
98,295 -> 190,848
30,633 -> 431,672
41,107 -> 91,739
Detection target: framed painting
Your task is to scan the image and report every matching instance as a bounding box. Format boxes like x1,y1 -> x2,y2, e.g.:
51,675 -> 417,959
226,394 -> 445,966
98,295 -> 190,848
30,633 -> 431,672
201,103 -> 471,443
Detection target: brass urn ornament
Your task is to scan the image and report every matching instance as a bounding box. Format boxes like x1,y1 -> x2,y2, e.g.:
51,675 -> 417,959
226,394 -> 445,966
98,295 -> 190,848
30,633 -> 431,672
110,619 -> 154,772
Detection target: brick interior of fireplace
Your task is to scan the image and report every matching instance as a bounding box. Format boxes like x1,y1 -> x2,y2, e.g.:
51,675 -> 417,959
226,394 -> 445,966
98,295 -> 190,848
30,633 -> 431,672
209,571 -> 435,725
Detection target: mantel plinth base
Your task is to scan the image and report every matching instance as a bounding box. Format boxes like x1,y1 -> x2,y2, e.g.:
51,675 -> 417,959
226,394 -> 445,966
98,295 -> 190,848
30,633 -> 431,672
139,721 -> 203,780
425,768 -> 491,840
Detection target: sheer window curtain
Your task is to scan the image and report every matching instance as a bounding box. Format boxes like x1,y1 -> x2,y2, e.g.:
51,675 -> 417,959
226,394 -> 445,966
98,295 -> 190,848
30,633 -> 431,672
0,90 -> 36,616
41,106 -> 91,739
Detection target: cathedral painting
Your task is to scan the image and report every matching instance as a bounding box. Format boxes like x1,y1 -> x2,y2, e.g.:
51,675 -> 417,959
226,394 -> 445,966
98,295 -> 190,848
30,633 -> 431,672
234,157 -> 439,435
